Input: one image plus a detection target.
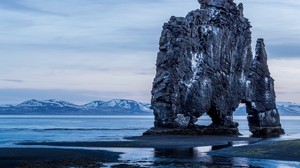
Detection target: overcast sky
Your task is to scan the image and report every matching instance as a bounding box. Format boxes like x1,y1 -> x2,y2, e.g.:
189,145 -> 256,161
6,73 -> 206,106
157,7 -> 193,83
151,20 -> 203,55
0,0 -> 300,105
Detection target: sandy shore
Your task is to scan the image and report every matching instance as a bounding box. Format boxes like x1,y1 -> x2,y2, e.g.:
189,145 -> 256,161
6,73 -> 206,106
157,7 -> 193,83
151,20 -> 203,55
210,139 -> 300,162
19,135 -> 261,148
0,148 -> 121,168
4,136 -> 300,167
6,135 -> 260,167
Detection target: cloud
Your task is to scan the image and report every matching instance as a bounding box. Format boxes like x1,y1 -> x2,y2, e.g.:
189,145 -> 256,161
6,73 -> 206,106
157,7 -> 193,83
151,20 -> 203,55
237,0 -> 300,58
0,0 -> 198,54
135,68 -> 156,76
267,44 -> 300,58
1,79 -> 23,83
0,0 -> 65,16
0,0 -> 299,103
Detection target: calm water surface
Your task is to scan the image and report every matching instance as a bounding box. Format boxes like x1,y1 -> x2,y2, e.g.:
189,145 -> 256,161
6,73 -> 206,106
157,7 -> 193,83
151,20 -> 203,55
0,115 -> 299,167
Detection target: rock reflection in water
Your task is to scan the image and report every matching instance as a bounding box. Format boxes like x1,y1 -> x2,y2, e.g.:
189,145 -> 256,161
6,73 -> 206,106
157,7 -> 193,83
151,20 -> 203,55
151,145 -> 252,167
115,146 -> 299,167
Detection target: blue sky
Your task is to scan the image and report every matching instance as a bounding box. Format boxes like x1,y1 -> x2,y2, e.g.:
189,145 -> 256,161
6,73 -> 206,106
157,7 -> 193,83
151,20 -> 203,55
0,0 -> 300,104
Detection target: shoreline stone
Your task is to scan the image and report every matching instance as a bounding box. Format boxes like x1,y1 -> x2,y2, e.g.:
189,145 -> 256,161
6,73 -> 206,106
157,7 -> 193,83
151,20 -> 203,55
143,126 -> 240,136
147,0 -> 284,137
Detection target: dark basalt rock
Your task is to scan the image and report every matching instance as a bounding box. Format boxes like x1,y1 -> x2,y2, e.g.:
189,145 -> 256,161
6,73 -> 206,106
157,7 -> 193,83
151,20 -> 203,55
146,0 -> 284,137
143,125 -> 240,136
245,39 -> 284,137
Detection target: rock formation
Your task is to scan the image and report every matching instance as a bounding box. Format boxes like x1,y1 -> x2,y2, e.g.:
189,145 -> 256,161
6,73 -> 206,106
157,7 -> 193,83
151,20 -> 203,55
145,0 -> 284,137
245,39 -> 284,136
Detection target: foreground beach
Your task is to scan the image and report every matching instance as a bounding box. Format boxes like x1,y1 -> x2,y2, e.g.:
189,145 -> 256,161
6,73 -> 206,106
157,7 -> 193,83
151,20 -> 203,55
19,135 -> 261,148
210,139 -> 300,162
0,148 -> 121,168
1,135 -> 299,167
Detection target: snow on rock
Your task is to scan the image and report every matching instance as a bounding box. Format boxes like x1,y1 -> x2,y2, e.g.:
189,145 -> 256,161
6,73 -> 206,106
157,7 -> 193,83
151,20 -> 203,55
175,114 -> 190,127
83,101 -> 105,109
17,99 -> 45,107
149,0 -> 284,137
151,0 -> 253,129
235,102 -> 300,116
0,104 -> 14,108
42,99 -> 80,108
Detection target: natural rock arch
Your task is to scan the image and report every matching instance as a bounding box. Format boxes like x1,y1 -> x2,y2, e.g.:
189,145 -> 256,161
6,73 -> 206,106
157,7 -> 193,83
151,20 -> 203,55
144,0 -> 284,137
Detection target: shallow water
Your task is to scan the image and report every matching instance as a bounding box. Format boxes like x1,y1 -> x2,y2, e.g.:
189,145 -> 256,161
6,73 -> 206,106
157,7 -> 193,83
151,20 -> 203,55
0,115 -> 300,167
101,146 -> 300,167
0,115 -> 154,146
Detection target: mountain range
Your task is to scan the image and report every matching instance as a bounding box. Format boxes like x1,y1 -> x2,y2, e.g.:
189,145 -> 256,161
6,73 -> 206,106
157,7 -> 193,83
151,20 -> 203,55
234,102 -> 300,116
0,99 -> 299,116
0,99 -> 152,115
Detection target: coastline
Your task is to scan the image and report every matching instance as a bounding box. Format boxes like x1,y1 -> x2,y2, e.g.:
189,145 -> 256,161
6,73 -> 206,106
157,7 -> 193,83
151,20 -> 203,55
19,135 -> 261,148
2,136 -> 300,167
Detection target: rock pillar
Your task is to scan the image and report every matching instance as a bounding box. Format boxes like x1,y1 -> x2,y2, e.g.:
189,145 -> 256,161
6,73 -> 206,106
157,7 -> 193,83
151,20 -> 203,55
246,39 -> 284,136
145,0 -> 284,137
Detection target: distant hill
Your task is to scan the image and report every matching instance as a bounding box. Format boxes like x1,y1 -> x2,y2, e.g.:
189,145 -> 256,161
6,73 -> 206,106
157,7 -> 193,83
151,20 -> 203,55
0,99 -> 152,115
0,100 -> 299,116
234,102 -> 300,116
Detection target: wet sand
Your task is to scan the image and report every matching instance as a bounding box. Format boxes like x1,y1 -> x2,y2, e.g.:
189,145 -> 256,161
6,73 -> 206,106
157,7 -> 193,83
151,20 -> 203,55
3,135 -> 261,167
3,136 -> 300,167
19,135 -> 261,148
0,148 -> 121,168
210,139 -> 300,162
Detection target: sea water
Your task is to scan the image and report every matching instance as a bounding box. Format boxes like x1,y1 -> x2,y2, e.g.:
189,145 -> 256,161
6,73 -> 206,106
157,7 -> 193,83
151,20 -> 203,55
0,115 -> 300,167
0,115 -> 154,146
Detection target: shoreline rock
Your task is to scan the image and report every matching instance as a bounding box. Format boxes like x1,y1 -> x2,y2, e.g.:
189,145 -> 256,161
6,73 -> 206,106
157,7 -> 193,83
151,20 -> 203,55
148,0 -> 284,137
143,126 -> 240,136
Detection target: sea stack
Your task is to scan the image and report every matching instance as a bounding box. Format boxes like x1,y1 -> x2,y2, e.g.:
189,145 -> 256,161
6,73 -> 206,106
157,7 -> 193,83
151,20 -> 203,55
246,39 -> 284,136
145,0 -> 284,137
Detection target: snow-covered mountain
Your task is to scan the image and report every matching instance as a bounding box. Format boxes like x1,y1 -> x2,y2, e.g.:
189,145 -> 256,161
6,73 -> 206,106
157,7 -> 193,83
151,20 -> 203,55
277,102 -> 300,116
0,99 -> 152,115
234,102 -> 300,116
17,99 -> 80,108
1,99 -> 299,116
83,101 -> 105,109
82,99 -> 151,112
100,99 -> 151,111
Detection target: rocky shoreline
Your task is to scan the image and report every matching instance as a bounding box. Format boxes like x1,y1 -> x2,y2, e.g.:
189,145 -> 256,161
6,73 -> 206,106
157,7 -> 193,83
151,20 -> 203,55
143,126 -> 240,136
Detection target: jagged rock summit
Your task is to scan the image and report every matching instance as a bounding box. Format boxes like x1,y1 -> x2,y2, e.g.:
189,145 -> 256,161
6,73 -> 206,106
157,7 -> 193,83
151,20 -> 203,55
145,0 -> 284,137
